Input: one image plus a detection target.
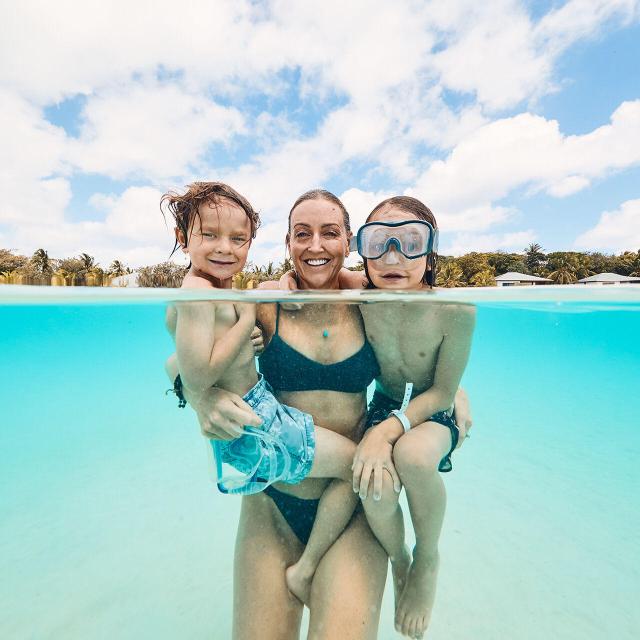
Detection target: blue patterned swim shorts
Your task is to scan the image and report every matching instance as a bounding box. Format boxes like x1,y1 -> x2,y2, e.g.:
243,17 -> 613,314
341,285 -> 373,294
212,375 -> 316,494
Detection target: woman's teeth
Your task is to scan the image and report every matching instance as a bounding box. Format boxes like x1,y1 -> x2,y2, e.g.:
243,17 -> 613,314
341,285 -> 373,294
306,259 -> 329,266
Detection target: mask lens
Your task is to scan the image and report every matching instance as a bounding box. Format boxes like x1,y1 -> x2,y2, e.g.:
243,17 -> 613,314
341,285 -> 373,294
359,221 -> 432,259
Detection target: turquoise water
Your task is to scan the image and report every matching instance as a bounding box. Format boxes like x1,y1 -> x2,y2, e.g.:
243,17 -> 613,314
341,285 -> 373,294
1,288 -> 639,639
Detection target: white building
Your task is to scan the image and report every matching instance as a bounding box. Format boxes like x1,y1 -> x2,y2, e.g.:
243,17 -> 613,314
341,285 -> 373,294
577,273 -> 640,286
495,272 -> 553,287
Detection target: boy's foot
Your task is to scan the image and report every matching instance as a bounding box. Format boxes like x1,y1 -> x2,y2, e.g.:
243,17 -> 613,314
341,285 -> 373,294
285,563 -> 313,606
391,545 -> 412,611
395,550 -> 439,639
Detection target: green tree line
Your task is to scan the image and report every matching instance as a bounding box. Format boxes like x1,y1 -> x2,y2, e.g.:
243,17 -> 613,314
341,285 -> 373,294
2,245 -> 639,288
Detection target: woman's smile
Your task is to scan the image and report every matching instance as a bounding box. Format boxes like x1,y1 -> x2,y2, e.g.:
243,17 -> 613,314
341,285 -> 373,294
304,258 -> 331,267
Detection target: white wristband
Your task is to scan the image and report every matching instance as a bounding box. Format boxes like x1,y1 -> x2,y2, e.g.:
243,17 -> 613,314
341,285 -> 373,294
390,382 -> 414,433
390,409 -> 411,432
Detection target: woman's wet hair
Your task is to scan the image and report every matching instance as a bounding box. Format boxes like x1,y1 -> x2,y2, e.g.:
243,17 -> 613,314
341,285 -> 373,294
161,182 -> 260,256
364,195 -> 438,288
288,189 -> 351,236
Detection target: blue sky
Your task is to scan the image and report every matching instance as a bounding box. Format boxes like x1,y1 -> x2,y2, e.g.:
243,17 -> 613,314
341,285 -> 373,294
1,0 -> 639,267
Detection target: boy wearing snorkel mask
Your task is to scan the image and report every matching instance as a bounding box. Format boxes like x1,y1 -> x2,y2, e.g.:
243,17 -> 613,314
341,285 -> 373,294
353,196 -> 475,640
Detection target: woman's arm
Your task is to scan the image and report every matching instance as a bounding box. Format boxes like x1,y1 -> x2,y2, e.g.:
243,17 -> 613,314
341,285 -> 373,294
175,301 -> 255,393
166,352 -> 260,440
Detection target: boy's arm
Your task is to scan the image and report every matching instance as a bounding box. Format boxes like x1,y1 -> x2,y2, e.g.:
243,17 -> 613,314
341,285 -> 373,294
377,305 -> 476,442
338,267 -> 367,289
175,301 -> 255,393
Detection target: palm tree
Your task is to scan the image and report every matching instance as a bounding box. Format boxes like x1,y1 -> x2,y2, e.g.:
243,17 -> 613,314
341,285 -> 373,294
470,269 -> 496,287
30,248 -> 53,275
436,261 -> 465,287
79,253 -> 96,270
232,271 -> 256,289
547,257 -> 578,284
51,268 -> 70,286
58,257 -> 85,285
107,260 -> 127,277
525,243 -> 546,274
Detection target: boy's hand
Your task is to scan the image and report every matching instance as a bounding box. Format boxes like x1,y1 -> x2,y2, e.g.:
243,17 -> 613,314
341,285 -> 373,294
194,387 -> 261,441
279,270 -> 298,290
352,424 -> 402,500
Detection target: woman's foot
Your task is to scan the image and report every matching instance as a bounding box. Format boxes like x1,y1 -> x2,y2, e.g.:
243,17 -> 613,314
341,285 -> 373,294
395,550 -> 439,639
391,545 -> 412,611
285,562 -> 314,606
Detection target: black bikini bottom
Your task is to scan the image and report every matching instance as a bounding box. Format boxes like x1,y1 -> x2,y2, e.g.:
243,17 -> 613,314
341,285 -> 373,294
264,485 -> 320,545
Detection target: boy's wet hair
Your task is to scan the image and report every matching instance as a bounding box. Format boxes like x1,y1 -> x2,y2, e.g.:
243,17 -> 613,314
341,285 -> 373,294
288,189 -> 351,236
161,182 -> 260,256
364,195 -> 438,288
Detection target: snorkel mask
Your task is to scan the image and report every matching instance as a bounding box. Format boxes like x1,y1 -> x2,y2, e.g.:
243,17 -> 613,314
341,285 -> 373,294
356,219 -> 439,260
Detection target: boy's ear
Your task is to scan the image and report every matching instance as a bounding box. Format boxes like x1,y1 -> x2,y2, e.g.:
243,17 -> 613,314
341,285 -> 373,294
175,227 -> 187,253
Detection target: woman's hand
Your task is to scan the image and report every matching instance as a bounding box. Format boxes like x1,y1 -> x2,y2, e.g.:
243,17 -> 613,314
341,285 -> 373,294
236,302 -> 256,326
193,387 -> 262,441
453,387 -> 473,447
352,421 -> 402,500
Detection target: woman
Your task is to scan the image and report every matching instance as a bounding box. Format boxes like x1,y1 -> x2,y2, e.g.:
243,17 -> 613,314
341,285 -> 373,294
179,190 -> 387,639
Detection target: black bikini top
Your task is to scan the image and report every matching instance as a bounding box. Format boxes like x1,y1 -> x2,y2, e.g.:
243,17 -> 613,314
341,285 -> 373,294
258,304 -> 380,393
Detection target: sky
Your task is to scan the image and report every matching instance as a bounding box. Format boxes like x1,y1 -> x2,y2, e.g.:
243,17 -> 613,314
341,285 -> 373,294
1,0 -> 639,269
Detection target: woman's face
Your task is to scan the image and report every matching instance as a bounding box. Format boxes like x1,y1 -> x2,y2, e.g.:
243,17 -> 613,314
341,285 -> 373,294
365,207 -> 429,290
288,198 -> 350,289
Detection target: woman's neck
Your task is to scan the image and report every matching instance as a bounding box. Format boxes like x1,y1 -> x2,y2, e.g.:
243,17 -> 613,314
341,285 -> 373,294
295,272 -> 340,291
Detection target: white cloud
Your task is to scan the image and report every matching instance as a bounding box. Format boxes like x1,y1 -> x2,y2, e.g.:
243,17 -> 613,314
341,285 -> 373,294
574,199 -> 640,252
68,83 -> 245,181
443,230 -> 536,256
432,0 -> 639,111
547,175 -> 591,197
411,100 -> 640,212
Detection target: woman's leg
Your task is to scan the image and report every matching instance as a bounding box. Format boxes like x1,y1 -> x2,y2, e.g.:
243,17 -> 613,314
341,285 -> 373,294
392,420 -> 452,639
286,427 -> 359,604
307,511 -> 388,640
233,493 -> 305,640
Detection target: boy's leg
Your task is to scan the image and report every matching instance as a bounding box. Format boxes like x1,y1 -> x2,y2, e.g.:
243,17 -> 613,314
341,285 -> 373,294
285,426 -> 359,605
392,420 -> 452,639
361,471 -> 411,609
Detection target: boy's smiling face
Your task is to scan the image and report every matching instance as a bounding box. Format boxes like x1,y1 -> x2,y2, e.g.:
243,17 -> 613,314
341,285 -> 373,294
178,199 -> 252,284
365,207 -> 429,290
